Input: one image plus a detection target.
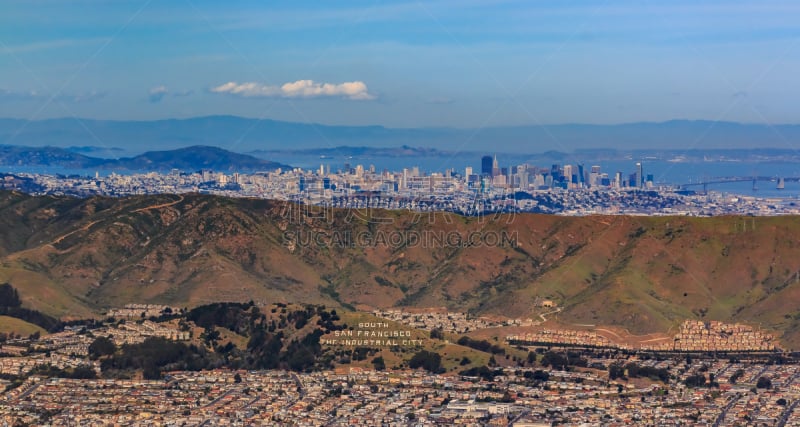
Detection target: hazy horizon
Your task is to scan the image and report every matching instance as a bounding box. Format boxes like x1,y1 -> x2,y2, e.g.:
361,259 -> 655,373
2,1 -> 799,131
4,114 -> 800,130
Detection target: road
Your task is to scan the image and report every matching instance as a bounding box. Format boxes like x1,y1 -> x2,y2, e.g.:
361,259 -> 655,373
713,393 -> 741,427
778,400 -> 799,427
132,194 -> 184,213
48,220 -> 100,246
9,380 -> 42,403
507,408 -> 531,425
538,307 -> 562,324
776,371 -> 800,427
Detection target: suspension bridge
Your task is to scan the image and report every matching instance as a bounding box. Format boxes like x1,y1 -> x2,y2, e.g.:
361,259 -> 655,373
678,176 -> 797,193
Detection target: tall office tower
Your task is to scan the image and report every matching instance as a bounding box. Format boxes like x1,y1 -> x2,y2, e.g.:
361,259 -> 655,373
534,173 -> 545,188
563,164 -> 574,188
636,162 -> 643,188
481,155 -> 493,176
355,164 -> 364,177
590,165 -> 601,188
369,164 -> 376,174
492,155 -> 500,177
550,164 -> 561,181
319,164 -> 325,176
577,164 -> 585,187
615,171 -> 623,188
298,176 -> 306,192
465,166 -> 473,178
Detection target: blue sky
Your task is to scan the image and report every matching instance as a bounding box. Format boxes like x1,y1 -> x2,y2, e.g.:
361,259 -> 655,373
1,0 -> 798,127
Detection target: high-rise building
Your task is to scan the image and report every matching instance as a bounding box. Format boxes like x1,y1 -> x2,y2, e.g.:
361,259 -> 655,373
492,155 -> 500,177
636,162 -> 643,188
563,164 -> 573,188
550,164 -> 561,181
481,155 -> 493,176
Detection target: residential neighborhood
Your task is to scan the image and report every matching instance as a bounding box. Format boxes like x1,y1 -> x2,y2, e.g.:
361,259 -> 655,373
2,307 -> 800,425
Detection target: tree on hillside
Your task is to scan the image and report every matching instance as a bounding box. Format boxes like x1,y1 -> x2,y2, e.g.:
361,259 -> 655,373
0,283 -> 21,308
89,336 -> 117,359
409,350 -> 443,373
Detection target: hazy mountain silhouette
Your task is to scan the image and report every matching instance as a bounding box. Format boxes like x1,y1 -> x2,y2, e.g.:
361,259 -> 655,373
0,144 -> 288,172
2,116 -> 799,153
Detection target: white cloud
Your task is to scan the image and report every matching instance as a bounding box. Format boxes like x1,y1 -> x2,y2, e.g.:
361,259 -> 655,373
148,85 -> 168,103
210,80 -> 376,101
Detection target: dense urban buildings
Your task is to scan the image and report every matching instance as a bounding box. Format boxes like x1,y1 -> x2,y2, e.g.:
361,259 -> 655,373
4,155 -> 800,216
2,305 -> 800,426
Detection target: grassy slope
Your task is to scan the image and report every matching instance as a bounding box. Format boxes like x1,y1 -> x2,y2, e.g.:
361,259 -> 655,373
0,315 -> 46,336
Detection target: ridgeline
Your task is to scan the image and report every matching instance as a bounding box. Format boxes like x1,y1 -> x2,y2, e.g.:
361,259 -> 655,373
2,191 -> 800,348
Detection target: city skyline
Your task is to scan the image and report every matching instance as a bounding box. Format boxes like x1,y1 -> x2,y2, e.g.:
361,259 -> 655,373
1,1 -> 799,130
6,3 -> 800,424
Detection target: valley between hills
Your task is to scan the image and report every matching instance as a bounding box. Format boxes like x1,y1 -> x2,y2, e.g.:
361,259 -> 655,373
2,191 -> 800,348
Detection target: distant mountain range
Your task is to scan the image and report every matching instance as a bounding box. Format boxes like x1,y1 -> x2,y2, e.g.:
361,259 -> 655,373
1,116 -> 799,153
0,145 -> 289,172
252,145 -> 455,158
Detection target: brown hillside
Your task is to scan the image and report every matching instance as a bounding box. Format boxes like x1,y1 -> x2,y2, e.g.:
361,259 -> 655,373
2,192 -> 800,347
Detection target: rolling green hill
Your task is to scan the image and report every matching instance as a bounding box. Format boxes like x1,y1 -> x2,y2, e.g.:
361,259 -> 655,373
0,315 -> 46,337
3,191 -> 800,347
